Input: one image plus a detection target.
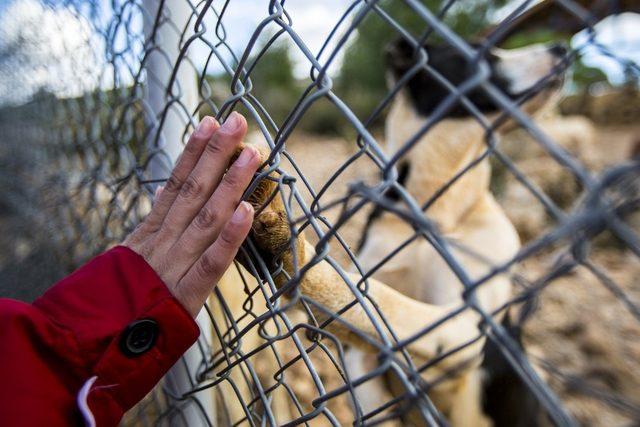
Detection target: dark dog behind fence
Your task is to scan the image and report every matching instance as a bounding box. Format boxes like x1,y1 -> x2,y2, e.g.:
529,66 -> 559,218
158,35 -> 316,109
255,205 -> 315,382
0,0 -> 639,425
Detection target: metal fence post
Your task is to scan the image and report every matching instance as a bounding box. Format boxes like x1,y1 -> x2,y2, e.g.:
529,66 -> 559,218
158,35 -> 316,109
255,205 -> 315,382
142,1 -> 215,424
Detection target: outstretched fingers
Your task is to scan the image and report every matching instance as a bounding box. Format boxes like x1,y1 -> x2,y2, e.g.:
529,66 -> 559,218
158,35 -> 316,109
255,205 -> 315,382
143,117 -> 219,231
171,145 -> 261,265
176,202 -> 254,316
158,112 -> 248,241
123,112 -> 263,318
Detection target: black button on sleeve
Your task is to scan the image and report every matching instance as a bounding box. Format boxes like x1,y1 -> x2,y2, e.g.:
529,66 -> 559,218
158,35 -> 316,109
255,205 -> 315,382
120,319 -> 159,357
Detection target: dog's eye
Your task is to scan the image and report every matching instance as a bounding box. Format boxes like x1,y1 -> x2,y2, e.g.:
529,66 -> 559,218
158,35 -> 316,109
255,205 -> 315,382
397,162 -> 410,187
383,162 -> 410,203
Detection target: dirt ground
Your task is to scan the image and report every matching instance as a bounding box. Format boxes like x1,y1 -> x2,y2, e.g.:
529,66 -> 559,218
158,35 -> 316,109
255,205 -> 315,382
278,120 -> 640,425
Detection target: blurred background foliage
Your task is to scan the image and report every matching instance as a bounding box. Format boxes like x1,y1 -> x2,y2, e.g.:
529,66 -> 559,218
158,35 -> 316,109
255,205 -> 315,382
4,0 -> 634,137
204,0 -> 513,135
336,0 -> 509,125
202,0 -> 624,136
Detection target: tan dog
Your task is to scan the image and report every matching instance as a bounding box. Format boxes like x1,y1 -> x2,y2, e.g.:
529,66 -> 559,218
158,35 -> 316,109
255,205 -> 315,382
209,41 -> 567,426
346,40 -> 567,426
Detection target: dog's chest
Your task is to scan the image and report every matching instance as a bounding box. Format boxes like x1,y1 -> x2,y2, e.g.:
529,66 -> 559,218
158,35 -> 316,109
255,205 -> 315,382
357,222 -> 462,305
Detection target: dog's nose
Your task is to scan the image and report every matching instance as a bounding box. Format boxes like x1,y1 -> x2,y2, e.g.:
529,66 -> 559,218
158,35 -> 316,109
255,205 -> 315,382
549,43 -> 568,58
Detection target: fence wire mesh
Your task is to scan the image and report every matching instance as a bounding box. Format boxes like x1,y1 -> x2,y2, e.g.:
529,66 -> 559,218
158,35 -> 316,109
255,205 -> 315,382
1,0 -> 640,425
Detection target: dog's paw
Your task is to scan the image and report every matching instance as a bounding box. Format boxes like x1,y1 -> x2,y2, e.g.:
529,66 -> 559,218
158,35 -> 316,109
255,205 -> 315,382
252,208 -> 291,256
231,142 -> 293,258
231,142 -> 274,207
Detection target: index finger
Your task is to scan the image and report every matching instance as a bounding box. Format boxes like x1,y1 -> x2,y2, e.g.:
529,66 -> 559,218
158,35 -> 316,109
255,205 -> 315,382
144,117 -> 220,230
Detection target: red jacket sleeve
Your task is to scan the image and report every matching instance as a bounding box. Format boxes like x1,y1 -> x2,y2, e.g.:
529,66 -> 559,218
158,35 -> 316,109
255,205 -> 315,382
0,246 -> 200,427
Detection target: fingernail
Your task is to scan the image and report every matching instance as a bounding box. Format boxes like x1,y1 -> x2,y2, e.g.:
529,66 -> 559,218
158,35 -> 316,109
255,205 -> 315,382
154,185 -> 164,199
235,146 -> 257,167
231,201 -> 253,224
195,116 -> 216,137
220,112 -> 243,134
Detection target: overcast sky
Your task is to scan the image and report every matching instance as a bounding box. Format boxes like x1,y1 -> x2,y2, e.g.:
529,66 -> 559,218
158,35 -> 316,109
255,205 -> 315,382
0,0 -> 639,105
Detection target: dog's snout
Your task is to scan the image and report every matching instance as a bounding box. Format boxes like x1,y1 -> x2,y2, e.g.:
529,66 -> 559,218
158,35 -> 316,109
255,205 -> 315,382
549,43 -> 567,58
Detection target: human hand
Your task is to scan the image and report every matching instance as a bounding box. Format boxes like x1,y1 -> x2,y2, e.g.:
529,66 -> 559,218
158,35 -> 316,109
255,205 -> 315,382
124,112 -> 261,317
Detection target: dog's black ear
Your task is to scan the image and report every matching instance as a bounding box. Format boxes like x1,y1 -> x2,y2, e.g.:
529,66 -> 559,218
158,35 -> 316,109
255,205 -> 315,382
385,38 -> 422,77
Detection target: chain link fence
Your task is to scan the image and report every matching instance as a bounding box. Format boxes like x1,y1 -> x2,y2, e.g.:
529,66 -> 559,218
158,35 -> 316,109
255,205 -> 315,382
1,0 -> 640,425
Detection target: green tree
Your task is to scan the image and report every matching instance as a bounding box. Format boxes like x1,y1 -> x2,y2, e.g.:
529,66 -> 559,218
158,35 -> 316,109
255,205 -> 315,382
202,35 -> 298,128
248,40 -> 296,93
570,58 -> 609,90
246,38 -> 299,127
337,0 -> 508,123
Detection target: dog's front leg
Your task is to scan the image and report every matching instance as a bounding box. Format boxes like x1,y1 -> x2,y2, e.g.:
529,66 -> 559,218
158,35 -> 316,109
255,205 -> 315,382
240,154 -> 480,381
